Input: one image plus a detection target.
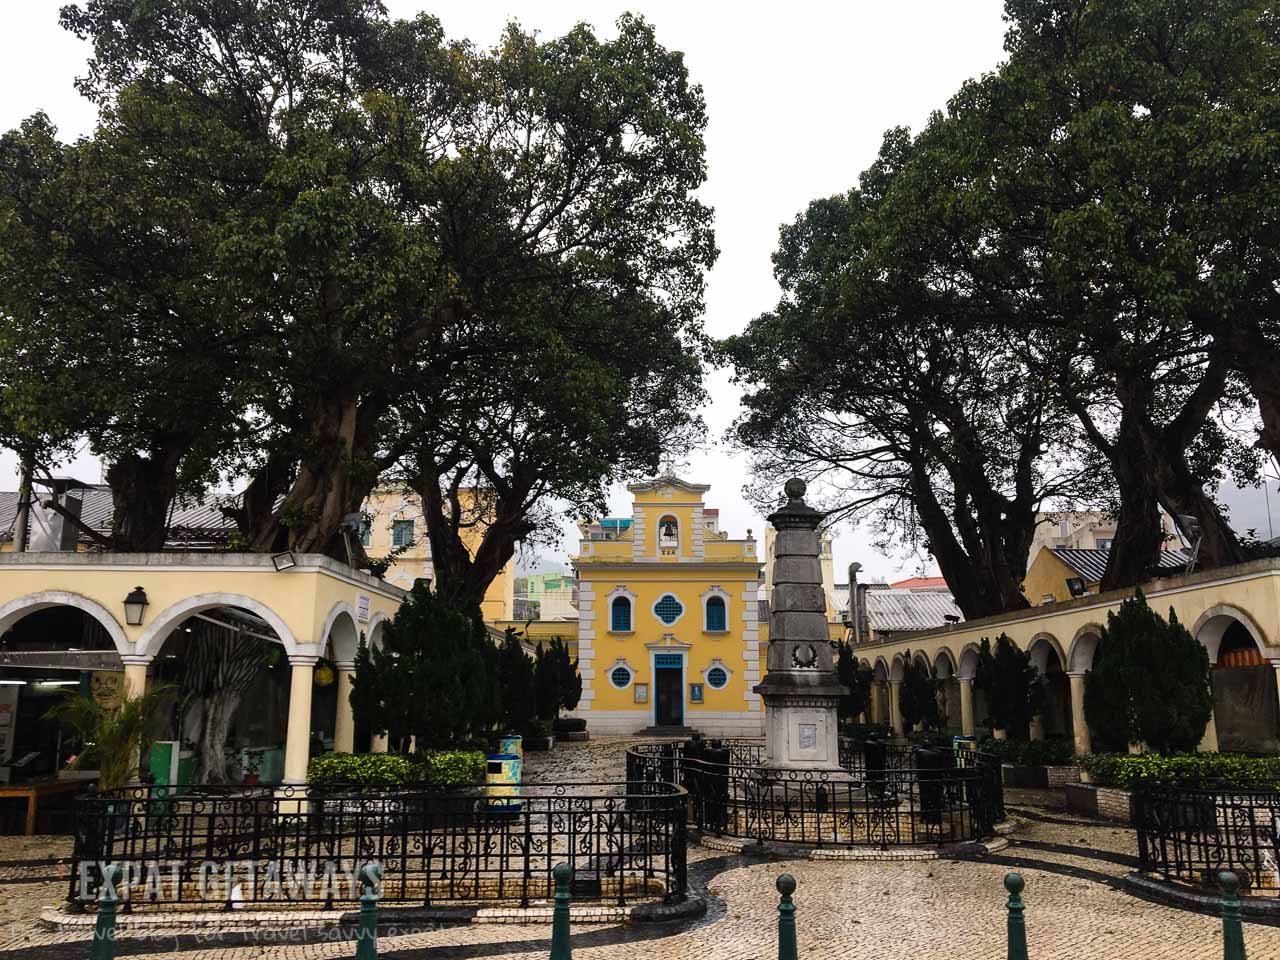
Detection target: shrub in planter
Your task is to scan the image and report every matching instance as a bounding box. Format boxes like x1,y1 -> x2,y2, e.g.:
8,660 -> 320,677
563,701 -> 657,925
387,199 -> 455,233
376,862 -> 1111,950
525,719 -> 555,751
308,753 -> 412,788
979,737 -> 1074,767
553,717 -> 587,733
842,722 -> 892,741
1077,753 -> 1280,790
410,750 -> 486,786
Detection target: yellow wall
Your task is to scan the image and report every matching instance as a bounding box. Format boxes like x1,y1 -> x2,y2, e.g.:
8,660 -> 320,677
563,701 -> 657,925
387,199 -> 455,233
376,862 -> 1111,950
0,553 -> 405,663
573,476 -> 766,737
363,487 -> 513,621
1022,549 -> 1082,606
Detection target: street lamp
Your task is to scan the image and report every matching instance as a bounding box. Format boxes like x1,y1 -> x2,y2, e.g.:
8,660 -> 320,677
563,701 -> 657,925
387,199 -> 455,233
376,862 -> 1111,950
123,586 -> 149,626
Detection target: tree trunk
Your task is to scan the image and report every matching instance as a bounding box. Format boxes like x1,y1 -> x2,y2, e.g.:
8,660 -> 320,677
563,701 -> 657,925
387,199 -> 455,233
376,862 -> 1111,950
198,687 -> 243,784
105,439 -> 187,551
224,447 -> 295,551
1217,320 -> 1280,467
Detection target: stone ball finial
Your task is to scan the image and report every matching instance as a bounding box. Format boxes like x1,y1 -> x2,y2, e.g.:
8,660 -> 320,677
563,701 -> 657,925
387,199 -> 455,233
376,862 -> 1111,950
1003,872 -> 1024,896
784,478 -> 807,500
1219,870 -> 1240,894
776,873 -> 797,896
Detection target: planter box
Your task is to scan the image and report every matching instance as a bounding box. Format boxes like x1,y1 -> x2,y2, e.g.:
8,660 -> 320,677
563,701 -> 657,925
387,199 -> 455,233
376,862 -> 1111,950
524,736 -> 555,752
1065,782 -> 1135,823
1000,764 -> 1082,789
561,731 -> 590,742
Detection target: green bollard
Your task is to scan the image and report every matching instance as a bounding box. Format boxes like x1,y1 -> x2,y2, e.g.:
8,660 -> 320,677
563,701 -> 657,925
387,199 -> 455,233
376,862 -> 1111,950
1004,873 -> 1028,960
89,865 -> 122,960
355,862 -> 382,960
550,863 -> 573,960
776,873 -> 798,960
1219,870 -> 1247,960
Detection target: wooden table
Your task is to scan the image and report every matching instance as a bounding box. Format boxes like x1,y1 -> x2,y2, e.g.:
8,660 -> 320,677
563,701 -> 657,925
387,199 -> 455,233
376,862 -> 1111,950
0,778 -> 89,835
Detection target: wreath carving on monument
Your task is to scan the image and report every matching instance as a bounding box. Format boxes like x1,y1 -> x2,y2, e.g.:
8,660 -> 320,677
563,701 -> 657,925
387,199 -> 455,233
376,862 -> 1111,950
791,642 -> 819,669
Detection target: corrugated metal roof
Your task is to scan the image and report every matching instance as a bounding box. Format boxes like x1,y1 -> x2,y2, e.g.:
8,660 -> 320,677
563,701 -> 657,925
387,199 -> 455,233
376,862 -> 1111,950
865,589 -> 963,633
1,484 -> 239,545
1052,547 -> 1192,583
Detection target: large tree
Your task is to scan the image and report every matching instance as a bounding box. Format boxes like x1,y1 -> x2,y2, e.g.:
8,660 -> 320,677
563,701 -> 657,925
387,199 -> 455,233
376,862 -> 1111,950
0,108 -> 257,550
60,3 -> 714,561
725,128 -> 1085,619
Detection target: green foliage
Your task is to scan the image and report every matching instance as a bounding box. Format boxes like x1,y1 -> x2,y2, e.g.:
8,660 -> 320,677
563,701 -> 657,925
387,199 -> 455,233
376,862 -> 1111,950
533,643 -> 561,724
898,653 -> 941,731
307,750 -> 485,787
350,585 -> 500,752
835,643 -> 872,723
1084,590 -> 1212,753
550,637 -> 583,715
44,683 -> 173,793
974,635 -> 1044,739
1078,753 -> 1280,790
497,629 -> 536,735
978,737 -> 1075,768
411,750 -> 486,787
307,753 -> 413,788
553,717 -> 588,734
841,722 -> 893,741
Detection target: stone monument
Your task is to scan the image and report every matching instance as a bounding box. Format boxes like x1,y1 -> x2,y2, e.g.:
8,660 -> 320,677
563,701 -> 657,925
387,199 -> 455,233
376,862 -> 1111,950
754,478 -> 848,772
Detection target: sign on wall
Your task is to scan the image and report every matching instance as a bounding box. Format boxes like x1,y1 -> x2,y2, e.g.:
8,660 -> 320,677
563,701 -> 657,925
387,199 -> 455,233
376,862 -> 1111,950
356,595 -> 371,623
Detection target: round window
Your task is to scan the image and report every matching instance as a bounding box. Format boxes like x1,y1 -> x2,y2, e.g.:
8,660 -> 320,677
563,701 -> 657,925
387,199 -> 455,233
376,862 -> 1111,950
610,665 -> 633,689
654,594 -> 684,624
706,666 -> 729,689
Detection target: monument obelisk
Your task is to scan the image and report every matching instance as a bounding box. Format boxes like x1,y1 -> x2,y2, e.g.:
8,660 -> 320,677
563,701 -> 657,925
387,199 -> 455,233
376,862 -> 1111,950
755,478 -> 847,772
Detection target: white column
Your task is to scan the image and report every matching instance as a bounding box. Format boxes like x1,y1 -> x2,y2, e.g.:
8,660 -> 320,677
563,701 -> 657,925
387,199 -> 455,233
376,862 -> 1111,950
1068,673 -> 1091,756
120,656 -> 150,699
283,656 -> 317,784
371,734 -> 389,754
1198,709 -> 1219,753
889,680 -> 904,737
959,678 -> 975,737
334,662 -> 356,754
1029,715 -> 1045,741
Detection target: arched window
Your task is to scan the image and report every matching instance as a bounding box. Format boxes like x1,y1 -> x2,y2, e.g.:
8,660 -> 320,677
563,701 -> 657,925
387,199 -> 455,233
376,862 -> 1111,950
658,515 -> 679,554
609,664 -> 633,689
654,594 -> 684,625
706,666 -> 729,689
705,596 -> 727,632
611,596 -> 632,632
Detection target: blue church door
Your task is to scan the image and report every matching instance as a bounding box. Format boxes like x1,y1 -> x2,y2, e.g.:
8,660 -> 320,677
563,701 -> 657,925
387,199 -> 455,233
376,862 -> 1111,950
654,653 -> 684,727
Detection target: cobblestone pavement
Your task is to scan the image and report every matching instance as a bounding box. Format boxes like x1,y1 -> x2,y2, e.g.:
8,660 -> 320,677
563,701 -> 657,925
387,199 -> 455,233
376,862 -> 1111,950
4,740 -> 1280,959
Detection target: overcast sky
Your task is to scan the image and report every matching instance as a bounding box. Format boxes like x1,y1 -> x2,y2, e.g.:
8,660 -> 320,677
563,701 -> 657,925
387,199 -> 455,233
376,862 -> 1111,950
2,2 -> 1275,577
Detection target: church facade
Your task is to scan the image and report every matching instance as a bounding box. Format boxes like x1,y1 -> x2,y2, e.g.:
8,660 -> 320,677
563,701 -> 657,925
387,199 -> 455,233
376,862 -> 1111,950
571,475 -> 767,737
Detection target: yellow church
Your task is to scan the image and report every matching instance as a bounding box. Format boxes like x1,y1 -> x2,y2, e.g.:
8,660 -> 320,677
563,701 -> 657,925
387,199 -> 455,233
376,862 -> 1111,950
570,474 -> 767,737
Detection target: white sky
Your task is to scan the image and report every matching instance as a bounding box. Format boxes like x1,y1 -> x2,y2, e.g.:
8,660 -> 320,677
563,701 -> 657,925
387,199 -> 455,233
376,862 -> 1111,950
3,2 -> 1274,576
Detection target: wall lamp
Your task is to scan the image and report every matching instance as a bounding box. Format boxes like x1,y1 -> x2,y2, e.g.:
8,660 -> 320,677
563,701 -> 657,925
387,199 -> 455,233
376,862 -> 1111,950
271,551 -> 297,572
123,586 -> 149,626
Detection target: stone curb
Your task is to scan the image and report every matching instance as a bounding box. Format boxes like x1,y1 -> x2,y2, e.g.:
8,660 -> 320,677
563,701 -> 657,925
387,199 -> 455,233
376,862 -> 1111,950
1118,873 -> 1280,926
39,893 -> 705,933
692,829 -> 1011,862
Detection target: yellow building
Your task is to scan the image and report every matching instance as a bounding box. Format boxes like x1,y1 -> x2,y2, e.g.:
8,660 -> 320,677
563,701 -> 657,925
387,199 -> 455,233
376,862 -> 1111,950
360,487 -> 514,622
1022,545 -> 1192,605
570,474 -> 766,737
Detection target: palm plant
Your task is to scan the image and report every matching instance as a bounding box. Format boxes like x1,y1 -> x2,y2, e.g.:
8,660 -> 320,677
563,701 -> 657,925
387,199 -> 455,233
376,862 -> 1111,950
43,683 -> 173,792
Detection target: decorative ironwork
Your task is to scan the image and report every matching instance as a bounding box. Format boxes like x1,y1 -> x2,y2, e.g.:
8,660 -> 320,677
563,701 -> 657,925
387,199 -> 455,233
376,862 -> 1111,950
69,781 -> 686,908
626,738 -> 1003,847
1135,783 -> 1280,894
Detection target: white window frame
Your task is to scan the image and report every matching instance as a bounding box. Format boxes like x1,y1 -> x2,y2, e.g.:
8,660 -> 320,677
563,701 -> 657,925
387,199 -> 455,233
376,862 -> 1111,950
652,592 -> 686,626
702,658 -> 732,690
701,586 -> 731,633
608,659 -> 635,689
605,585 -> 637,634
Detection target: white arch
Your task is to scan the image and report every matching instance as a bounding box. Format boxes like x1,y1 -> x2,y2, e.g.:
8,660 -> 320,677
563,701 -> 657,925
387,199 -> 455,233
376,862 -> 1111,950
321,601 -> 360,664
366,611 -> 390,650
1193,604 -> 1270,664
0,591 -> 131,656
957,643 -> 981,681
872,657 -> 890,682
890,654 -> 907,682
136,593 -> 298,658
933,647 -> 957,678
1068,623 -> 1105,674
1027,632 -> 1067,675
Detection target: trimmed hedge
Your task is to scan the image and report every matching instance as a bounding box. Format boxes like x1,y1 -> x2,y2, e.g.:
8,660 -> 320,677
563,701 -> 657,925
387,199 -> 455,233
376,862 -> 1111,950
308,753 -> 411,787
307,750 -> 486,788
841,722 -> 893,741
979,737 -> 1074,767
553,717 -> 587,733
1077,753 -> 1280,789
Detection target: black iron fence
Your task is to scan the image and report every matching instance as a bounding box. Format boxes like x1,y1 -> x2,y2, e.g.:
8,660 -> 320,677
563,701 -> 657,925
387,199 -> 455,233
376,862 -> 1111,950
1135,782 -> 1280,894
69,780 -> 687,908
626,737 -> 1003,848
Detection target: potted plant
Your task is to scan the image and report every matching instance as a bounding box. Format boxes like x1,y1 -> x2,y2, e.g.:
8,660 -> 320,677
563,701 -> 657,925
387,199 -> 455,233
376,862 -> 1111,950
44,683 -> 173,793
241,748 -> 265,785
